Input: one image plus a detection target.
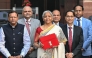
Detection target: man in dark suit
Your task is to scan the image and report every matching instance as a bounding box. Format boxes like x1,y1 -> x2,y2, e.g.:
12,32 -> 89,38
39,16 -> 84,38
61,10 -> 83,58
52,10 -> 63,26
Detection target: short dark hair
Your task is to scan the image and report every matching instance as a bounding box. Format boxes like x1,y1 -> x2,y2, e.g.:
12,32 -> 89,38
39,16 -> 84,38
8,11 -> 18,17
65,10 -> 75,16
73,4 -> 84,11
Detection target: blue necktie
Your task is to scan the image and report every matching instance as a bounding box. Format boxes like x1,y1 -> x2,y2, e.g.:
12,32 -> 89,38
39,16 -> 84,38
77,19 -> 80,26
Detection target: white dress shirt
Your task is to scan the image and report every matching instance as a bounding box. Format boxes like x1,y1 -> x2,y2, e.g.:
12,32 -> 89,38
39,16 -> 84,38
76,17 -> 82,27
53,22 -> 59,26
24,18 -> 31,32
0,26 -> 31,58
67,24 -> 74,40
24,18 -> 31,25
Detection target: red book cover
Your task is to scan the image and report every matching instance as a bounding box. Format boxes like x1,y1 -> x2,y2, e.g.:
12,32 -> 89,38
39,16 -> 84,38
40,33 -> 59,50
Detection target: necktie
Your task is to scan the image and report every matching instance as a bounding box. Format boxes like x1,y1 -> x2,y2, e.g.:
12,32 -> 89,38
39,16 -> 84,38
77,19 -> 80,26
68,27 -> 72,52
25,21 -> 30,35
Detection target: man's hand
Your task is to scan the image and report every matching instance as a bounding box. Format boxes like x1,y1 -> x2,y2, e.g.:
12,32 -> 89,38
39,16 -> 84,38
66,53 -> 69,58
68,53 -> 73,58
14,55 -> 22,58
28,47 -> 34,53
8,56 -> 15,58
66,53 -> 73,58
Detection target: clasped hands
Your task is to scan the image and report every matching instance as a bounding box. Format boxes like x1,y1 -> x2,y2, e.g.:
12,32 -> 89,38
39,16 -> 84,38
66,53 -> 74,58
8,55 -> 22,58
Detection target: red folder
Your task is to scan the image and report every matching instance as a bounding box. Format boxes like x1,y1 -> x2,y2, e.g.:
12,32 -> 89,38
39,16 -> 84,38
40,33 -> 59,50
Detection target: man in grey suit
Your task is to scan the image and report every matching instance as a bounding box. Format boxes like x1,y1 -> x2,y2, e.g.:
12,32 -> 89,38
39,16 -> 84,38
18,6 -> 41,58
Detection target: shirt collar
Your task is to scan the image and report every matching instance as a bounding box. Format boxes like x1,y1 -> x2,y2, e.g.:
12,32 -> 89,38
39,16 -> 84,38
67,24 -> 74,29
8,23 -> 18,29
76,17 -> 82,21
24,18 -> 31,24
53,22 -> 59,26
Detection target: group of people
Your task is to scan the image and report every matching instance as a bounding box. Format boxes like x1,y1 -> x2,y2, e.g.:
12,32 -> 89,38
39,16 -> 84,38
0,4 -> 92,58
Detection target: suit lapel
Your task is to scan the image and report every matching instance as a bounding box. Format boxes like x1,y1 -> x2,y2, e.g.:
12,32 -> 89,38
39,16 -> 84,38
64,25 -> 68,39
59,22 -> 63,26
72,25 -> 77,51
82,17 -> 86,29
30,18 -> 34,36
72,25 -> 76,44
64,25 -> 70,51
21,18 -> 25,25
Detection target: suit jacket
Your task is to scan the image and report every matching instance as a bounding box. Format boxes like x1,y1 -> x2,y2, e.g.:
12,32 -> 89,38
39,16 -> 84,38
59,22 -> 64,27
61,24 -> 83,58
74,17 -> 92,56
18,18 -> 41,57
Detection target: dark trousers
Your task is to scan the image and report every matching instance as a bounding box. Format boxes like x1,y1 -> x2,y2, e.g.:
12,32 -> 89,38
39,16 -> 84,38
82,56 -> 90,58
90,55 -> 92,58
25,57 -> 36,58
24,53 -> 37,58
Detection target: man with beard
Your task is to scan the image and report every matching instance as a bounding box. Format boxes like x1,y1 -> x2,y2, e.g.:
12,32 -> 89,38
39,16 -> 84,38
73,5 -> 92,58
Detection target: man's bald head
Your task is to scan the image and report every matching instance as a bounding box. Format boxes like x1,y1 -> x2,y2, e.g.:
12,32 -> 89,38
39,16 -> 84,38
22,6 -> 33,20
22,6 -> 32,12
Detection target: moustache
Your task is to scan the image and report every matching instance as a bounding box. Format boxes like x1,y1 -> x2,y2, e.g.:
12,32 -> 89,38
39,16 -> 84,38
25,14 -> 30,16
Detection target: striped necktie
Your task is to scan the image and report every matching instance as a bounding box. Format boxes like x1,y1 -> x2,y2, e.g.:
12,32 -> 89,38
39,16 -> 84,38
25,21 -> 30,35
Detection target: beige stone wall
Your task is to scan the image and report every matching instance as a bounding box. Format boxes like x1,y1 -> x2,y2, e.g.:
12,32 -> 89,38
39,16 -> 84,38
0,0 -> 10,9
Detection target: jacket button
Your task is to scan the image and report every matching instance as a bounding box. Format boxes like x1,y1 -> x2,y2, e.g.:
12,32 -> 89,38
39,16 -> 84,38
14,48 -> 15,49
13,43 -> 15,44
13,38 -> 15,40
14,52 -> 15,53
13,33 -> 15,35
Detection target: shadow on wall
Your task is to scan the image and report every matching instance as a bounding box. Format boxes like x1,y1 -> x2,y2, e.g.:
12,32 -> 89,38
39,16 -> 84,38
88,16 -> 92,22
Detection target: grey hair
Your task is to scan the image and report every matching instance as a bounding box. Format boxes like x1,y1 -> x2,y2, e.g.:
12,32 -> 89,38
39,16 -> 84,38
42,10 -> 53,18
